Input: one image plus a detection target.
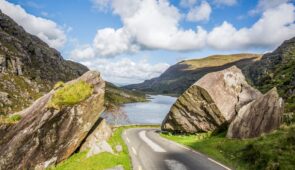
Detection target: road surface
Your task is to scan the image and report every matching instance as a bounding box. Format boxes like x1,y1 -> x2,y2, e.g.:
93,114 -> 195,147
123,128 -> 231,170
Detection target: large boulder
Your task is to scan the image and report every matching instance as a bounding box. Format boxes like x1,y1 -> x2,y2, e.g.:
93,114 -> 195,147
0,71 -> 105,170
227,88 -> 284,138
162,66 -> 261,133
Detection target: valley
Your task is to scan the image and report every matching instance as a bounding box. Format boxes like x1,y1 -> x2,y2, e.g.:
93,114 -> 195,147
0,2 -> 294,170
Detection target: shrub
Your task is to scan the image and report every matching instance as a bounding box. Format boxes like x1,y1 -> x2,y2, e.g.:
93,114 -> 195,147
48,81 -> 93,109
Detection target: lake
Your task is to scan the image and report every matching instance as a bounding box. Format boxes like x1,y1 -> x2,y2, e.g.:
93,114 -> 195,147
101,95 -> 177,125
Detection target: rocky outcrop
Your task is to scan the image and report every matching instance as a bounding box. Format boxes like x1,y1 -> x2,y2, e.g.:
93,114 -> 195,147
244,37 -> 295,112
80,118 -> 112,152
0,71 -> 105,170
0,11 -> 88,114
227,88 -> 284,138
161,66 -> 261,133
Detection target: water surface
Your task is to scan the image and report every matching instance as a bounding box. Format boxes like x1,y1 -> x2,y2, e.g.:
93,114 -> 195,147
102,95 -> 177,125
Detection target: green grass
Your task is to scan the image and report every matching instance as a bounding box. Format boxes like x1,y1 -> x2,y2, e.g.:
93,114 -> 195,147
51,126 -> 132,170
51,125 -> 159,170
181,54 -> 261,70
161,125 -> 295,170
48,81 -> 93,109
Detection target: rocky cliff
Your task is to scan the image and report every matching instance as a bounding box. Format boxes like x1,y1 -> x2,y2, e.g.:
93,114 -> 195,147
0,71 -> 105,170
0,11 -> 89,114
124,54 -> 261,95
162,66 -> 261,133
244,37 -> 295,112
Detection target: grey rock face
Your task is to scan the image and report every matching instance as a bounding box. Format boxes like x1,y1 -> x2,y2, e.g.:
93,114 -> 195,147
86,140 -> 114,158
227,88 -> 284,139
0,11 -> 89,114
162,66 -> 261,133
0,71 -> 105,170
80,118 -> 112,152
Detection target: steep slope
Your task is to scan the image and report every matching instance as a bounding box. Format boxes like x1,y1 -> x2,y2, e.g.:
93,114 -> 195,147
244,37 -> 295,112
124,54 -> 261,96
0,11 -> 89,114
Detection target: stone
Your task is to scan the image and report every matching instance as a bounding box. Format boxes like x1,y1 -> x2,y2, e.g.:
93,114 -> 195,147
162,66 -> 261,133
86,140 -> 114,158
80,118 -> 112,152
227,88 -> 284,139
115,145 -> 123,153
0,10 -> 89,114
0,71 -> 105,170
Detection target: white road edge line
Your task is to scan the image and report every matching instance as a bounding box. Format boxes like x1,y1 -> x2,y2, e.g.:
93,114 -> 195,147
208,158 -> 231,170
131,147 -> 137,155
139,131 -> 166,152
126,137 -> 130,143
138,165 -> 142,170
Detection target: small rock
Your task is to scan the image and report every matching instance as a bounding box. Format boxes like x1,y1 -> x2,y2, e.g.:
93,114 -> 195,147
115,145 -> 123,153
87,141 -> 114,158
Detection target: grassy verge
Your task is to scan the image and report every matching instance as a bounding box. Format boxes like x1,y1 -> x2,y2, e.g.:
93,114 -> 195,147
160,125 -> 295,170
51,125 -> 158,170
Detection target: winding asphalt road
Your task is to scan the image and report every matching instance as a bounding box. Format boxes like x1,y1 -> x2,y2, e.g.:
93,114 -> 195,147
123,128 -> 231,170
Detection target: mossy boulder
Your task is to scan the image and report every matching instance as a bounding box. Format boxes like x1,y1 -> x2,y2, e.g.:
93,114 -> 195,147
0,71 -> 105,170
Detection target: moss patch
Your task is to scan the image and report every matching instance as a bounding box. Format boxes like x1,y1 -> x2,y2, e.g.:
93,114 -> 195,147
0,114 -> 22,124
48,81 -> 93,109
161,125 -> 295,170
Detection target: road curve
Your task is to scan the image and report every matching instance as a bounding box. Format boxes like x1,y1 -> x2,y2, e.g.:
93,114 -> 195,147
123,128 -> 231,170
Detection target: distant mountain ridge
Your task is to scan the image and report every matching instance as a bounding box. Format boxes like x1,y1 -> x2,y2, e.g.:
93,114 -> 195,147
124,53 -> 261,95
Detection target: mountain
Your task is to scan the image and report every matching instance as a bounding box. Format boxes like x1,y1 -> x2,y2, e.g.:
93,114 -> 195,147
0,10 -> 89,114
124,54 -> 261,95
105,82 -> 147,110
244,37 -> 295,112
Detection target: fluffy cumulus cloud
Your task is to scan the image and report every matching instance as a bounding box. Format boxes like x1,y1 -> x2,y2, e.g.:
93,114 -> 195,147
75,0 -> 208,59
186,1 -> 212,22
82,0 -> 295,58
208,3 -> 295,49
81,58 -> 170,84
180,0 -> 198,8
213,0 -> 237,6
0,0 -> 66,49
249,0 -> 292,15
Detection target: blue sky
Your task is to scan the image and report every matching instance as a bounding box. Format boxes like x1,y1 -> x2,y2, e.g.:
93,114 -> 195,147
1,0 -> 295,84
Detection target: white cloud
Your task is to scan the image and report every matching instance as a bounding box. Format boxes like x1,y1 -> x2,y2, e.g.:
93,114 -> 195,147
81,58 -> 170,84
70,45 -> 95,59
180,0 -> 198,8
0,0 -> 67,49
187,1 -> 212,22
213,0 -> 237,6
208,3 -> 295,49
91,0 -> 111,12
73,0 -> 295,59
249,0 -> 291,15
93,28 -> 139,57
